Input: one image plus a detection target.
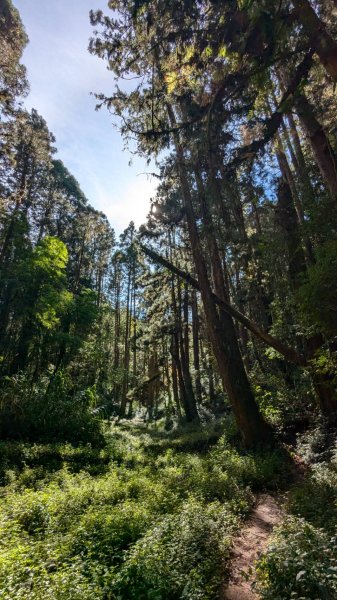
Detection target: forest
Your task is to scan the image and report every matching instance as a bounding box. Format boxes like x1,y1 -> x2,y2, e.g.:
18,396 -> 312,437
0,0 -> 336,598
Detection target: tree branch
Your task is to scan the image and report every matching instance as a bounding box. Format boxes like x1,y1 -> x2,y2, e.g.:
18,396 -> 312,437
140,243 -> 307,366
224,49 -> 314,174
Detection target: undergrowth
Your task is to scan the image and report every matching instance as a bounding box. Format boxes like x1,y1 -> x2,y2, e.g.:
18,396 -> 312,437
0,418 -> 290,599
256,423 -> 337,600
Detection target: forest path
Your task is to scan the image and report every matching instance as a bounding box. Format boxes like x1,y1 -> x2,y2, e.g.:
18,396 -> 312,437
221,493 -> 284,600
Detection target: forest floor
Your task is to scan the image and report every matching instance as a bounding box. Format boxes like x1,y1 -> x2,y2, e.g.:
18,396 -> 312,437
0,418 -> 335,599
222,493 -> 284,599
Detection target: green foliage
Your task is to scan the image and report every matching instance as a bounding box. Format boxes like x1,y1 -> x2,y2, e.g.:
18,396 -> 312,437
0,371 -> 103,444
256,517 -> 337,600
72,288 -> 98,330
252,371 -> 315,431
288,466 -> 337,533
114,499 -> 233,600
21,236 -> 71,330
290,423 -> 337,533
257,427 -> 337,600
30,236 -> 68,277
0,0 -> 29,115
0,441 -> 110,486
296,419 -> 337,464
51,159 -> 89,206
254,384 -> 283,426
138,418 -> 233,454
309,348 -> 337,394
297,240 -> 337,336
0,422 -> 291,599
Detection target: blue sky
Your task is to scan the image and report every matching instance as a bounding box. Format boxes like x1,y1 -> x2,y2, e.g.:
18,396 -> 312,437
13,0 -> 157,234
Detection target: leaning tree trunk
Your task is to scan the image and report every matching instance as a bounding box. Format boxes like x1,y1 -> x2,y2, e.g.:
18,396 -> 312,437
165,102 -> 272,446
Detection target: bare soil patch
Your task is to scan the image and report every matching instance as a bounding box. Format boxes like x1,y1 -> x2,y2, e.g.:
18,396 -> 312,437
222,494 -> 284,600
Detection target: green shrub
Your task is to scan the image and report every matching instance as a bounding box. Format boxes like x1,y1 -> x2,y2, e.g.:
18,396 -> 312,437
256,517 -> 337,600
72,500 -> 153,565
296,420 -> 336,464
155,448 -> 250,510
0,371 -> 103,445
207,440 -> 292,491
0,422 -> 306,600
288,463 -> 337,533
0,546 -> 102,600
113,499 -> 235,600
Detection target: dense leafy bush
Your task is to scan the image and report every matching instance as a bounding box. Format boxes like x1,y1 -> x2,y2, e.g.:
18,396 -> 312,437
114,499 -> 234,600
0,371 -> 103,444
256,517 -> 337,600
0,423 -> 308,600
288,461 -> 337,533
296,419 -> 337,464
0,422 -> 292,599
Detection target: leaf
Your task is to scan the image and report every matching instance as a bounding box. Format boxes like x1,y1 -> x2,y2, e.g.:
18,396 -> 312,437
296,570 -> 306,581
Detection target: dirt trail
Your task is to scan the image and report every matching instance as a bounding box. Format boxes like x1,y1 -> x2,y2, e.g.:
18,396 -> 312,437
222,494 -> 284,600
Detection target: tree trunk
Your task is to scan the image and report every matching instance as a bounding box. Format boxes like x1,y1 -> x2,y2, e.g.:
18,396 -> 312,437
113,259 -> 121,406
293,0 -> 337,81
120,268 -> 131,417
170,339 -> 183,420
191,289 -> 202,404
295,92 -> 337,205
276,179 -> 307,288
274,134 -> 314,264
165,102 -> 272,446
172,275 -> 199,422
141,242 -> 307,366
313,372 -> 337,416
307,332 -> 337,415
285,112 -> 316,205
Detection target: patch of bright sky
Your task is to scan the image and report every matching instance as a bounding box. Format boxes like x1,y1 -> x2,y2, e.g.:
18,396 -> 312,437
13,0 -> 157,235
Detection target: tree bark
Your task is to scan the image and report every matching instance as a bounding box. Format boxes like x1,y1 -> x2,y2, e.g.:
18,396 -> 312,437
113,257 -> 121,406
172,274 -> 199,422
295,92 -> 337,205
276,179 -> 307,288
165,102 -> 272,446
285,112 -> 316,206
293,0 -> 337,81
191,289 -> 202,404
120,267 -> 132,417
274,132 -> 314,264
